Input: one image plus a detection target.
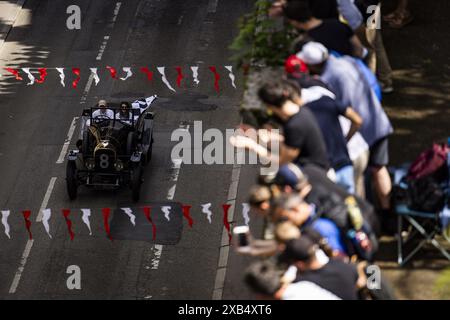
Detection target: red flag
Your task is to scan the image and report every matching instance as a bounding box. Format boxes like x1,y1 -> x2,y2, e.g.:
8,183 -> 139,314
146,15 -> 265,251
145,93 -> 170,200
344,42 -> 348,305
142,206 -> 156,240
222,204 -> 232,242
62,209 -> 75,241
72,68 -> 81,88
182,205 -> 194,228
140,67 -> 153,82
102,208 -> 113,241
175,66 -> 184,88
4,67 -> 23,81
209,66 -> 220,93
106,66 -> 118,79
22,210 -> 32,240
35,68 -> 48,84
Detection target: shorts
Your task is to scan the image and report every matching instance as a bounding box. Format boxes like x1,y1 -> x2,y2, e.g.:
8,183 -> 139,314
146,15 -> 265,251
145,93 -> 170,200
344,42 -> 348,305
369,137 -> 389,167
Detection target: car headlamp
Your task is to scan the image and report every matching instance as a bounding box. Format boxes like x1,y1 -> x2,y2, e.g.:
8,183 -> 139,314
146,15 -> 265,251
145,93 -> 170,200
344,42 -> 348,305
114,160 -> 124,171
85,158 -> 95,170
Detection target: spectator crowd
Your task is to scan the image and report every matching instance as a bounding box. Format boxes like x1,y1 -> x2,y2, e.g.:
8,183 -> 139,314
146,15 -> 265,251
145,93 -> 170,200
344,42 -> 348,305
229,0 -> 415,300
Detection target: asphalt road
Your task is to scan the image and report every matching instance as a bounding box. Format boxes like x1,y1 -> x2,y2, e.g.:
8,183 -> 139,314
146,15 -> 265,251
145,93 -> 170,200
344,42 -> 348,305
0,0 -> 258,299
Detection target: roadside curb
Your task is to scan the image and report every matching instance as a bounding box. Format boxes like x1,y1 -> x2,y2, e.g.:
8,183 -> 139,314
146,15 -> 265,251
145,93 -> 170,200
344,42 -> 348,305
0,0 -> 27,54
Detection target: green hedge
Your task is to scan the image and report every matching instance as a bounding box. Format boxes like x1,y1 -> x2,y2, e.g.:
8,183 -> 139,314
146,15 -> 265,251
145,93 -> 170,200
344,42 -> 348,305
230,0 -> 295,69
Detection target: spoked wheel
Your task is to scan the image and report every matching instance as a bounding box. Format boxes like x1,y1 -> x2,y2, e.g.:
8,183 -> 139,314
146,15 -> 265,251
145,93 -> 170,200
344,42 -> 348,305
131,163 -> 143,202
66,160 -> 78,200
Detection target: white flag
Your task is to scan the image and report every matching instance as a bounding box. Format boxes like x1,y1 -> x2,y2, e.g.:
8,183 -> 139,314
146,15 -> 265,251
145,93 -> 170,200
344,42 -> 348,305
201,203 -> 213,224
161,206 -> 171,222
81,209 -> 92,235
157,67 -> 176,92
191,66 -> 200,85
56,68 -> 65,87
22,68 -> 35,86
121,208 -> 136,226
1,210 -> 11,239
225,66 -> 236,89
90,68 -> 100,86
242,203 -> 250,225
120,67 -> 133,81
41,208 -> 52,238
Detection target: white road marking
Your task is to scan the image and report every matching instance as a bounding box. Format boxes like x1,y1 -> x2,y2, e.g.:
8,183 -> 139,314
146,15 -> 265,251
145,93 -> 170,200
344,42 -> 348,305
149,124 -> 188,272
56,117 -> 79,164
112,2 -> 122,23
212,148 -> 243,300
96,35 -> 110,61
9,177 -> 57,294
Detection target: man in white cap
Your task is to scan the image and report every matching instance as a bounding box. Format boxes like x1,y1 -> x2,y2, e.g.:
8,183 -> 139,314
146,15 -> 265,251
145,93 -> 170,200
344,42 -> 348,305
92,99 -> 114,120
298,41 -> 394,223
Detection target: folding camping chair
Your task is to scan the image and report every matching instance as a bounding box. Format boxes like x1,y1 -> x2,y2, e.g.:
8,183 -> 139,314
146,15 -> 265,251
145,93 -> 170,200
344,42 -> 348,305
393,142 -> 450,267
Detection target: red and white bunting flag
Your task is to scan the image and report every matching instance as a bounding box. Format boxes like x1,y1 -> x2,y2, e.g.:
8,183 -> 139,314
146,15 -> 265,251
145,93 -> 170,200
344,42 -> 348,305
191,66 -> 199,85
56,68 -> 65,87
102,208 -> 113,241
23,210 -> 32,240
175,66 -> 184,88
140,67 -> 153,82
36,68 -> 48,84
224,66 -> 236,89
242,203 -> 250,226
157,67 -> 176,92
209,66 -> 220,93
121,208 -> 136,226
72,68 -> 81,88
1,210 -> 11,239
201,203 -> 212,224
161,205 -> 171,222
62,209 -> 75,241
222,204 -> 232,242
22,68 -> 35,85
81,209 -> 92,235
4,67 -> 23,81
41,208 -> 52,239
89,68 -> 100,86
142,207 -> 156,240
120,67 -> 133,81
106,66 -> 118,79
182,205 -> 194,228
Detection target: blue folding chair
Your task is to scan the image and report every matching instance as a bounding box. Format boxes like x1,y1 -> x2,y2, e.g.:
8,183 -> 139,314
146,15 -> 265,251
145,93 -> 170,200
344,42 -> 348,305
393,140 -> 450,266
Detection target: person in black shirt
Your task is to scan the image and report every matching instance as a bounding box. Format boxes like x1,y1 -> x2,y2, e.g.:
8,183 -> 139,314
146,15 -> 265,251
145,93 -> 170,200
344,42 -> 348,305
283,107 -> 330,170
230,79 -> 330,172
282,237 -> 362,300
283,0 -> 365,58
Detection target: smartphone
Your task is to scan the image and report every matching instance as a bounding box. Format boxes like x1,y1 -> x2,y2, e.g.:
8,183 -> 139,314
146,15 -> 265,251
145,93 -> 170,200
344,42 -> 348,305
233,225 -> 251,248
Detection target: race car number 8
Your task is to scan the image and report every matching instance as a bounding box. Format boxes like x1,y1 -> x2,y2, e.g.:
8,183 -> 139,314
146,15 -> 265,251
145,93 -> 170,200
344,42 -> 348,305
99,154 -> 109,168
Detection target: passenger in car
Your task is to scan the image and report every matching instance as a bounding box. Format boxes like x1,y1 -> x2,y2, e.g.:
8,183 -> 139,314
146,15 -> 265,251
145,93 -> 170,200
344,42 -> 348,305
116,101 -> 133,125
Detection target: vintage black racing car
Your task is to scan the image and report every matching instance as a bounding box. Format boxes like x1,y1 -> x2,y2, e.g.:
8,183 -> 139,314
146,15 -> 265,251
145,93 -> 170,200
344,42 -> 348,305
66,97 -> 156,202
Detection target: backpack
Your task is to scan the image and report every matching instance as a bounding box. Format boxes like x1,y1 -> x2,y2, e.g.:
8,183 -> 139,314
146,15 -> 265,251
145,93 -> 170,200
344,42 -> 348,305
407,143 -> 449,182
